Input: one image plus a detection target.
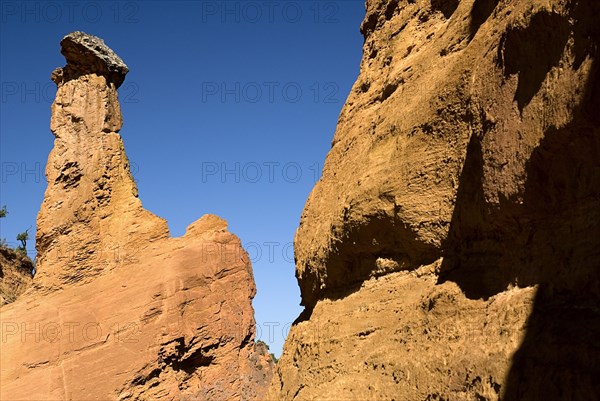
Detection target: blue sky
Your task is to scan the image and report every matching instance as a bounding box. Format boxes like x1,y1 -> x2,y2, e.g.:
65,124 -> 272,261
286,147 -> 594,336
0,0 -> 365,356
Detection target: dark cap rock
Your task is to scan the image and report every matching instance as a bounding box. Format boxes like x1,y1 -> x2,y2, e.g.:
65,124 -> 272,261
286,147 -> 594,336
53,31 -> 128,88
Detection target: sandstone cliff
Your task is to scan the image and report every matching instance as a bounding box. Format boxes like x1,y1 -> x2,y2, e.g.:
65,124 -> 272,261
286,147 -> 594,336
0,247 -> 33,306
269,0 -> 600,400
0,32 -> 273,401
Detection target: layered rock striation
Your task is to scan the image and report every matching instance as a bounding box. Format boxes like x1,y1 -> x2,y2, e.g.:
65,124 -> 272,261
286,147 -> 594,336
270,0 -> 600,400
1,32 -> 273,401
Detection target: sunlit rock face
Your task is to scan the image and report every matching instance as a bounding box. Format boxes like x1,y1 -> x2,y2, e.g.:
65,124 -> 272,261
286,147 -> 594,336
1,31 -> 274,401
269,0 -> 600,400
37,31 -> 168,292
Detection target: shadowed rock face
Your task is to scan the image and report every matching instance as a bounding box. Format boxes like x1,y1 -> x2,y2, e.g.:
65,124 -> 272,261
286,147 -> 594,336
0,31 -> 273,401
270,0 -> 600,400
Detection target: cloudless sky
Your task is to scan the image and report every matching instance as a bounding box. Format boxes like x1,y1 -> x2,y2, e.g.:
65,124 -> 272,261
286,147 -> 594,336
0,0 -> 365,356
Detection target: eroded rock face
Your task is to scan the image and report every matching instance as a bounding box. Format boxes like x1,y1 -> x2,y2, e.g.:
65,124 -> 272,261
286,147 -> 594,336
36,33 -> 164,293
271,0 -> 600,399
0,32 -> 273,401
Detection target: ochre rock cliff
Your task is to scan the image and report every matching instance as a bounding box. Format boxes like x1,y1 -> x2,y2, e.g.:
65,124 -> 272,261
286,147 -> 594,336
270,0 -> 600,400
0,32 -> 273,401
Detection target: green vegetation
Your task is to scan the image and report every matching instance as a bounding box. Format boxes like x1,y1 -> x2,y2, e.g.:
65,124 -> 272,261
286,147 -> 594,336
256,340 -> 278,364
0,205 -> 7,247
16,229 -> 29,253
0,206 -> 32,257
0,206 -> 35,276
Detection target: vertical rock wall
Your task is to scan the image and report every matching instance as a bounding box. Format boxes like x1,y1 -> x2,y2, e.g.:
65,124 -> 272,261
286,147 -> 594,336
270,1 -> 600,399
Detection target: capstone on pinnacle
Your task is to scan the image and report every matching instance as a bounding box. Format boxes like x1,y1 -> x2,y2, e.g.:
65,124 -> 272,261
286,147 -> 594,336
51,31 -> 129,88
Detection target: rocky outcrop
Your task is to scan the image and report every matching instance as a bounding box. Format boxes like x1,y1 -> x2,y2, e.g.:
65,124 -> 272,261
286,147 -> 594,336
36,32 -> 167,293
0,32 -> 273,401
0,247 -> 33,306
270,0 -> 600,400
52,31 -> 129,89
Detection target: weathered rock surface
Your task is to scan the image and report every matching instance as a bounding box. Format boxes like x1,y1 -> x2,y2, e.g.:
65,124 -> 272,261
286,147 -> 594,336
0,247 -> 33,306
52,31 -> 129,88
270,0 -> 600,399
37,33 -> 162,293
1,32 -> 273,401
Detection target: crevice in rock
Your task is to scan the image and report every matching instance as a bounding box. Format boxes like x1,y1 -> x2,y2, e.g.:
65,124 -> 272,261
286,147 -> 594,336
54,161 -> 83,189
431,0 -> 459,19
384,0 -> 401,21
469,0 -> 500,41
381,82 -> 399,101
